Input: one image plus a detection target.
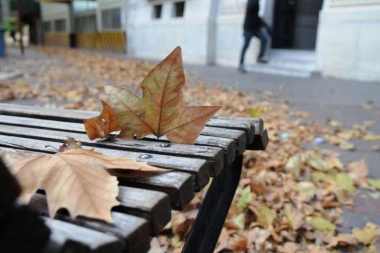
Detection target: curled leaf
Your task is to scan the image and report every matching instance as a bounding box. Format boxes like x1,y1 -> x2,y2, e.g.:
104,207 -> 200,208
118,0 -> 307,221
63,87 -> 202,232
84,100 -> 120,140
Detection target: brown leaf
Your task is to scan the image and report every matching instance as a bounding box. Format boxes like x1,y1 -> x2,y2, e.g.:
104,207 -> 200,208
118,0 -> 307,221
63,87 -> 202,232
103,47 -> 221,144
327,233 -> 357,248
83,100 -> 120,140
1,144 -> 161,223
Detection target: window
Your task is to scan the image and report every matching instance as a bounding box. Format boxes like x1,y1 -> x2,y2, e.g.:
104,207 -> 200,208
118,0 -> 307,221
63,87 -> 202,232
173,1 -> 185,17
153,4 -> 163,19
102,8 -> 121,29
54,19 -> 66,32
75,15 -> 97,33
43,21 -> 51,32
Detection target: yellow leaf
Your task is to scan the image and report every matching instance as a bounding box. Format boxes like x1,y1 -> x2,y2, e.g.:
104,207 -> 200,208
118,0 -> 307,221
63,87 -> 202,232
352,222 -> 378,245
363,134 -> 380,141
285,154 -> 302,177
335,173 -> 356,194
233,213 -> 246,230
368,178 -> 380,189
327,233 -> 357,248
1,143 -> 162,223
308,216 -> 336,233
251,204 -> 276,228
250,107 -> 261,117
236,186 -> 252,210
306,152 -> 332,171
284,204 -> 304,231
296,181 -> 316,200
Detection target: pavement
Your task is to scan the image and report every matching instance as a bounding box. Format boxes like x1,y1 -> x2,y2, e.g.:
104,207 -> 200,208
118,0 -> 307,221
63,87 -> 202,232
1,46 -> 380,234
183,63 -> 380,233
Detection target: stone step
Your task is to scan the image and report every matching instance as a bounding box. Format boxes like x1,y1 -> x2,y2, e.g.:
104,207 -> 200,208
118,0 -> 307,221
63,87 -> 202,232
245,49 -> 319,78
246,64 -> 315,78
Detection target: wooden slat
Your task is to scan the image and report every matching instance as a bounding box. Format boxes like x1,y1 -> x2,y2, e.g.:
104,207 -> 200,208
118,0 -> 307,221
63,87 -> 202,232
42,218 -> 122,253
210,116 -> 268,150
0,115 -> 236,170
31,185 -> 171,236
111,169 -> 194,210
0,135 -> 209,191
143,134 -> 236,167
0,124 -> 224,176
0,139 -> 194,210
201,126 -> 246,155
117,186 -> 170,235
0,114 -> 246,156
0,103 -> 262,148
30,194 -> 151,253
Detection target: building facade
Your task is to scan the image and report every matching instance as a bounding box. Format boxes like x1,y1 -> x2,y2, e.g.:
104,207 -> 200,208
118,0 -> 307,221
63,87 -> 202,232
40,0 -> 380,82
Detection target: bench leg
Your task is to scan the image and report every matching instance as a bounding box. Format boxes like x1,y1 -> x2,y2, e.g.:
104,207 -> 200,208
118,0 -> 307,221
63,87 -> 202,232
182,155 -> 243,253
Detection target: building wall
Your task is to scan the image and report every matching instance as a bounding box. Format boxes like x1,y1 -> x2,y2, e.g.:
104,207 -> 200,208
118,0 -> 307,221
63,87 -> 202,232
316,0 -> 380,82
41,3 -> 70,33
127,0 -> 214,64
97,0 -> 128,31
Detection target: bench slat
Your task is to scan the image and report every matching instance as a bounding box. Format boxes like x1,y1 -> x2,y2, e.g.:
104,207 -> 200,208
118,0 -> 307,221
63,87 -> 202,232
0,135 -> 210,191
0,103 -> 263,148
0,139 -> 196,211
111,169 -> 194,210
30,194 -> 151,253
42,217 -> 122,253
0,124 -> 224,176
0,114 -> 245,155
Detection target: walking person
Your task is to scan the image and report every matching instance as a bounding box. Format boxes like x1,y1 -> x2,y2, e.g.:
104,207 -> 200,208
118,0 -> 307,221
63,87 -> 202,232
239,0 -> 271,73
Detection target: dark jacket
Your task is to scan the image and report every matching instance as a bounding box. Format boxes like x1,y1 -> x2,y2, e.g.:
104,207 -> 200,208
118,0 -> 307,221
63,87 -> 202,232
243,0 -> 264,31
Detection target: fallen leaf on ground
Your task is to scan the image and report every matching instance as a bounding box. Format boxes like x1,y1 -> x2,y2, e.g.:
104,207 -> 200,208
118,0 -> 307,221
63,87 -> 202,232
352,222 -> 378,245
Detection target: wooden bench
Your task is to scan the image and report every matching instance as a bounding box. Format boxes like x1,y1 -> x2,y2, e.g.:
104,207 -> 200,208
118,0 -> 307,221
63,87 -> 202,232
0,103 -> 268,253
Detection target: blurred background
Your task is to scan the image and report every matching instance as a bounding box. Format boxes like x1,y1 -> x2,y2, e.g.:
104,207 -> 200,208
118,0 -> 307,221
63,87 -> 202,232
1,0 -> 379,82
1,1 -> 380,252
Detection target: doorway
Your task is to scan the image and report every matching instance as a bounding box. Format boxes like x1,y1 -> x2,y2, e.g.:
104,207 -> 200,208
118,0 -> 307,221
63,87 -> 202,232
271,0 -> 323,50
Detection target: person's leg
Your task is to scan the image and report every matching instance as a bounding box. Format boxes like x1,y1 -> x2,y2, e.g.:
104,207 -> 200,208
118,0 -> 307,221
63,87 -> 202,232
239,31 -> 254,68
254,27 -> 269,62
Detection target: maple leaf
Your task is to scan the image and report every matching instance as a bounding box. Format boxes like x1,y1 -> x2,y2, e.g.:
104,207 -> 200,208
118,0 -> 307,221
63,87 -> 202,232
83,100 -> 120,140
0,140 -> 161,223
103,47 -> 221,144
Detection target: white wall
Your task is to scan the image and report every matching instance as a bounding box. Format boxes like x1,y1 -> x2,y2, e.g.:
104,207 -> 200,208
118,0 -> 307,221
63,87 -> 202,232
127,0 -> 214,64
97,0 -> 128,31
316,3 -> 380,82
41,3 -> 70,32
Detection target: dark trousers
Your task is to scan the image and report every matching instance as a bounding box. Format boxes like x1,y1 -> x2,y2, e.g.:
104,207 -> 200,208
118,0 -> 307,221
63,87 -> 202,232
239,27 -> 269,65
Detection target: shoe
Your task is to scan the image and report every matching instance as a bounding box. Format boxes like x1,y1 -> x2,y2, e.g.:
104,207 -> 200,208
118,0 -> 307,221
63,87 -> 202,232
257,58 -> 268,64
238,65 -> 247,73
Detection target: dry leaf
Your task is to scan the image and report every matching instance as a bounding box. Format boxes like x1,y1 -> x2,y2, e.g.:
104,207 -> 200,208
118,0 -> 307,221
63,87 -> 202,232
352,222 -> 378,245
103,47 -> 221,144
1,141 -> 161,223
83,100 -> 120,140
327,233 -> 357,248
307,216 -> 336,233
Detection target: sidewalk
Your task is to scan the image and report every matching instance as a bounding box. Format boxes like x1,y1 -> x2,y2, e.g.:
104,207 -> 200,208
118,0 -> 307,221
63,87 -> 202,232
1,46 -> 380,237
184,62 -> 380,234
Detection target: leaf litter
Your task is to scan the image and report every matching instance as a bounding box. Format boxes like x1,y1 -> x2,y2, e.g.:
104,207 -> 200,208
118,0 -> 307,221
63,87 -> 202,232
1,46 -> 380,252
